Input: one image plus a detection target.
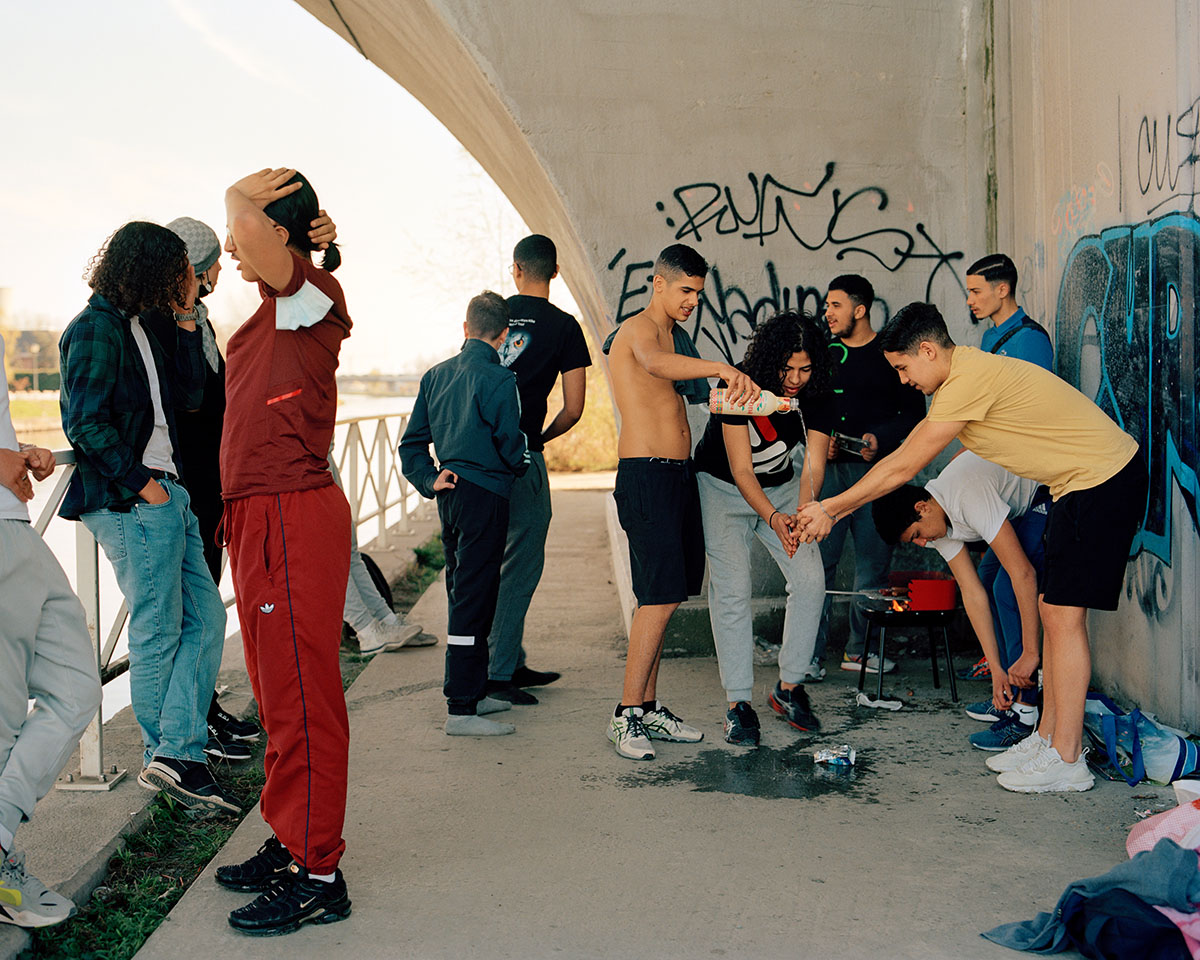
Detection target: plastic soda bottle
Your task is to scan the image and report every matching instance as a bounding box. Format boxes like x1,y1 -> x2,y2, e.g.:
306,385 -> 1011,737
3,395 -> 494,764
708,387 -> 798,415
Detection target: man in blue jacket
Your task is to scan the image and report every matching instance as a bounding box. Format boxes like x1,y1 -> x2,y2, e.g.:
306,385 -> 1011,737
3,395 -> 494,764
400,291 -> 530,736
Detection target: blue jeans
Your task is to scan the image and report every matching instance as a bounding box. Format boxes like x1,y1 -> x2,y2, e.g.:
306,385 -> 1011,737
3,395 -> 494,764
813,460 -> 894,660
81,478 -> 225,767
698,472 -> 825,702
977,495 -> 1048,704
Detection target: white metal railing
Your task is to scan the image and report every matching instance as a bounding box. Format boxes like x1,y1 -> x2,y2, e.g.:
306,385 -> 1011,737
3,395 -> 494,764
36,413 -> 427,790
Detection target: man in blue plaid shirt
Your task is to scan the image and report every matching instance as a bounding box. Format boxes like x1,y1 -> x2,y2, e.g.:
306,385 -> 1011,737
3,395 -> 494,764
58,221 -> 237,816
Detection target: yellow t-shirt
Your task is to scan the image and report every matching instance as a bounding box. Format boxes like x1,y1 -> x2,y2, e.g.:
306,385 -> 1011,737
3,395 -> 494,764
926,347 -> 1138,499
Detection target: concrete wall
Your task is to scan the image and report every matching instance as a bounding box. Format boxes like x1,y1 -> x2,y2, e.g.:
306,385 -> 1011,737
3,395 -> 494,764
995,0 -> 1200,728
295,0 -> 990,357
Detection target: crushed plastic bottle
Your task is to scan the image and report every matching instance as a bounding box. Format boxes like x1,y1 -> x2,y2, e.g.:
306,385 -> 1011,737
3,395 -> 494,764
813,745 -> 856,766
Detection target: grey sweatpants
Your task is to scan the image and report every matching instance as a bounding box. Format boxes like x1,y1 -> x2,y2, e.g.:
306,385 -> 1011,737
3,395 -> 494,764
0,520 -> 100,842
487,452 -> 551,682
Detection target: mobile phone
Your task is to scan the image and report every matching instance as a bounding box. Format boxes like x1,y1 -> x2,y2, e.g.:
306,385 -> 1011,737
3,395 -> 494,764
832,431 -> 869,453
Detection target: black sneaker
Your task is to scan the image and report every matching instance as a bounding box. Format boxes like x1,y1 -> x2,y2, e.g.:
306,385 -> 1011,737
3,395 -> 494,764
511,666 -> 561,687
204,725 -> 253,762
724,702 -> 761,746
485,680 -> 538,705
228,862 -> 351,936
140,756 -> 241,815
768,682 -> 821,732
209,695 -> 261,742
216,836 -> 293,892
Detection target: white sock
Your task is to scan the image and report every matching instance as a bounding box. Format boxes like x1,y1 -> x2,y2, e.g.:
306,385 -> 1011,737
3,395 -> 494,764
1012,702 -> 1038,726
0,823 -> 13,854
308,871 -> 336,882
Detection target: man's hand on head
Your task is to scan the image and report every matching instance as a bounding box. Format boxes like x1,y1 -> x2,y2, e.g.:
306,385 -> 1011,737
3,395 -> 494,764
0,448 -> 34,502
309,209 -> 337,250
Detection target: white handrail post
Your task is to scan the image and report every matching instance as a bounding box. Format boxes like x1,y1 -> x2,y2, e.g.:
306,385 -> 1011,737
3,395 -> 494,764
377,419 -> 389,546
347,422 -> 360,526
59,523 -> 126,790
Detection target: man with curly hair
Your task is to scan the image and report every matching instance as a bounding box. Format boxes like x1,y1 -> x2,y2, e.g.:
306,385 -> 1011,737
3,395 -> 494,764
58,221 -> 237,816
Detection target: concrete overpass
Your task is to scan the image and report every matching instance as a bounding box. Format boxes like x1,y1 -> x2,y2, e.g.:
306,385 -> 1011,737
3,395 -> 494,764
294,0 -> 1200,728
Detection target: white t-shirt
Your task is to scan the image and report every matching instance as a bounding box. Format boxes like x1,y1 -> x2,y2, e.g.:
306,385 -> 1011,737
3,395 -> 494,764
924,450 -> 1042,562
129,318 -> 176,476
0,338 -> 31,522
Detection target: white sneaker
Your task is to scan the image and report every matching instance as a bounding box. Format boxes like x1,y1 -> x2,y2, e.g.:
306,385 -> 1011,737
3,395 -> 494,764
840,653 -> 896,674
986,731 -> 1049,772
383,618 -> 423,648
996,746 -> 1094,793
0,851 -> 76,928
608,710 -> 655,760
642,703 -> 704,743
803,657 -> 827,682
355,620 -> 404,656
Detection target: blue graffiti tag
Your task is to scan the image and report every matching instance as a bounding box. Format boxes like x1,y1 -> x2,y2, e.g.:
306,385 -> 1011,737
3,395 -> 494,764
1055,212 -> 1200,564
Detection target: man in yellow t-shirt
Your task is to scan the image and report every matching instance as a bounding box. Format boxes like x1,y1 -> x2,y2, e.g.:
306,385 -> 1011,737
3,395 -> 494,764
796,302 -> 1145,795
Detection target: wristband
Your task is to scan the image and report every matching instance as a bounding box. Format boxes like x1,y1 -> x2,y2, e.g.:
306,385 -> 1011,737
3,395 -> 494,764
768,510 -> 781,527
816,500 -> 838,522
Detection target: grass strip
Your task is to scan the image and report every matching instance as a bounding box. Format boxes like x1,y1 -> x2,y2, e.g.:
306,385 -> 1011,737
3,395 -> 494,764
22,533 -> 444,960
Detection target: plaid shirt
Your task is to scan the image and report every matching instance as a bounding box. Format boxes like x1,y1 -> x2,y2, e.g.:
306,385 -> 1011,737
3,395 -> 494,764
58,293 -> 204,519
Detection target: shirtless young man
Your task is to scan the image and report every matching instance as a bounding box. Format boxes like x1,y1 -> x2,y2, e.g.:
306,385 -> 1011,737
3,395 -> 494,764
604,243 -> 759,760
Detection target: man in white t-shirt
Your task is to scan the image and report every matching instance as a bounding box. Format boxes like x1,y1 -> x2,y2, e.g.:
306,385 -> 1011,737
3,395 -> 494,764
0,337 -> 102,928
871,451 -> 1049,752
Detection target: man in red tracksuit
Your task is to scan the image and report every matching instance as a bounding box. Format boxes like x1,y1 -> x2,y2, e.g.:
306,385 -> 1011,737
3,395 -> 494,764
212,168 -> 353,936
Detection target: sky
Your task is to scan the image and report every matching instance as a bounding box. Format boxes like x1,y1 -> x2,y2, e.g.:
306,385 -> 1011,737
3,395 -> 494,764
0,0 -> 575,373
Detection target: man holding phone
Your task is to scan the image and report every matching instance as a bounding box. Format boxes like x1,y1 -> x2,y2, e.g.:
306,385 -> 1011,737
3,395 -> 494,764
810,275 -> 927,677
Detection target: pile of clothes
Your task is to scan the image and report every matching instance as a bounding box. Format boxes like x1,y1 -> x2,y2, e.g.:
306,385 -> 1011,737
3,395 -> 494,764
984,788 -> 1200,959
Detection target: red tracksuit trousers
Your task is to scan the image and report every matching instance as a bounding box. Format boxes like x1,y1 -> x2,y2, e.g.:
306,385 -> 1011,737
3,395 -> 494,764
224,484 -> 351,874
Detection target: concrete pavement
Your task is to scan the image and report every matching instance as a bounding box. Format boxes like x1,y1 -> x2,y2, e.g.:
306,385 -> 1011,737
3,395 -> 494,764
133,479 -> 1170,960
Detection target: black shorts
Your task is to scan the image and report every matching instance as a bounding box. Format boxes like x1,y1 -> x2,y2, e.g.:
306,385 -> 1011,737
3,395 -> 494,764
613,457 -> 705,606
1042,452 -> 1146,610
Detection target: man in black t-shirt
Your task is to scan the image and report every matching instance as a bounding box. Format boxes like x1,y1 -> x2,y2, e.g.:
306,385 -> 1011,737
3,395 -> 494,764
812,275 -> 926,676
485,235 -> 592,704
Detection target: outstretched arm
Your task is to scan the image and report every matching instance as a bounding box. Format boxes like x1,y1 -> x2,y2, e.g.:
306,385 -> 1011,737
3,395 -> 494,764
626,318 -> 759,404
795,417 -> 965,542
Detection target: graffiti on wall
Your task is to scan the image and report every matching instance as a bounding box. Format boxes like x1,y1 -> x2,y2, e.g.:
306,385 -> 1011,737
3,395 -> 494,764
1135,95 -> 1200,215
607,163 -> 965,362
1055,213 -> 1200,616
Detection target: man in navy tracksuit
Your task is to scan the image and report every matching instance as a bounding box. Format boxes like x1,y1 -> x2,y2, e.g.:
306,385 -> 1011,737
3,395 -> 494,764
399,291 -> 530,736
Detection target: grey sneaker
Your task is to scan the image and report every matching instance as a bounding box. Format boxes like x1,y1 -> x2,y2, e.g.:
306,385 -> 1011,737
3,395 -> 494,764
642,703 -> 704,742
997,746 -> 1094,793
803,657 -> 827,682
356,620 -> 405,656
608,709 -> 654,760
381,616 -> 423,648
0,851 -> 76,928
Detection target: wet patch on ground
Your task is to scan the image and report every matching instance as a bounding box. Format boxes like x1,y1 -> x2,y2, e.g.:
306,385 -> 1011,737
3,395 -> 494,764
615,740 -> 876,800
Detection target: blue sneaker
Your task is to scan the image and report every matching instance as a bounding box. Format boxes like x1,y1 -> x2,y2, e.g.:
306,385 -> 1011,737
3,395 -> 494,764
965,700 -> 1013,723
969,716 -> 1034,751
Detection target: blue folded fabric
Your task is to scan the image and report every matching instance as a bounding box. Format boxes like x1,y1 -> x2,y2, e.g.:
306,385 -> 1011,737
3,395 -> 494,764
982,838 -> 1200,953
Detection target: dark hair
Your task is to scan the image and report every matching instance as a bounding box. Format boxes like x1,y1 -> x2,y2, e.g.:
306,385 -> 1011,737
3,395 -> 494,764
871,484 -> 927,545
654,243 -> 708,280
466,290 -> 509,339
86,222 -> 190,316
263,171 -> 341,272
740,311 -> 832,397
828,274 -> 874,315
878,302 -> 956,354
513,234 -> 557,283
966,253 -> 1018,293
